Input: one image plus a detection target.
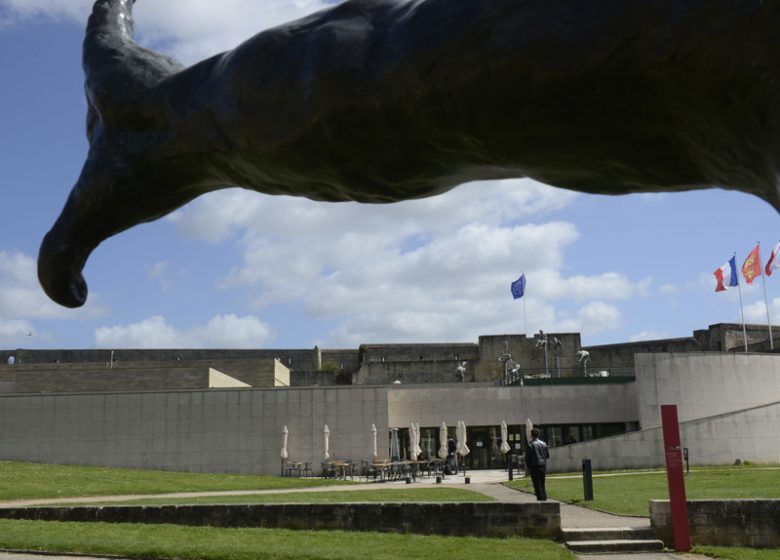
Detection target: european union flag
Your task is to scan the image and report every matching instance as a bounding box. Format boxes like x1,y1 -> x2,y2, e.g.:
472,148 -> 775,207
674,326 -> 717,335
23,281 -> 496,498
511,273 -> 526,299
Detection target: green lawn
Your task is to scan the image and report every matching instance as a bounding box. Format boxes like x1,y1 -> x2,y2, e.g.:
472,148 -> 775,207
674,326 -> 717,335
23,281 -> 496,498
506,465 -> 780,516
59,487 -> 493,506
0,519 -> 575,560
0,461 -> 350,501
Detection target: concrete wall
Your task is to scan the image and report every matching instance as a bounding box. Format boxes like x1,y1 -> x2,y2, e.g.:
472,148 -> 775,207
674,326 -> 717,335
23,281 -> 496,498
0,380 -> 638,475
387,382 -> 637,428
0,387 -> 389,475
651,499 -> 780,548
635,352 -> 780,429
551,400 -> 780,472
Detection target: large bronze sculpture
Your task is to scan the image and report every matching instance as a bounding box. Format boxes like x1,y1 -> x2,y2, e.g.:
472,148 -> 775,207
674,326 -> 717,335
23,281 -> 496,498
39,0 -> 780,308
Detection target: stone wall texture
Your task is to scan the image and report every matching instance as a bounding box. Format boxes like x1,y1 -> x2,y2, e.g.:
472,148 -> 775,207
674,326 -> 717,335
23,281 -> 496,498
0,360 -> 287,393
650,499 -> 780,548
0,502 -> 561,539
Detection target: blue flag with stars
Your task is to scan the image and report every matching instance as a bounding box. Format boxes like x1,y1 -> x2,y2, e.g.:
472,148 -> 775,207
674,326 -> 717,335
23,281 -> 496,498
511,273 -> 526,299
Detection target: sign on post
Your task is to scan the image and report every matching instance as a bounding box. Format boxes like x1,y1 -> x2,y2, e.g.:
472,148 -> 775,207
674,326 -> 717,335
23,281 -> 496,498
661,404 -> 691,551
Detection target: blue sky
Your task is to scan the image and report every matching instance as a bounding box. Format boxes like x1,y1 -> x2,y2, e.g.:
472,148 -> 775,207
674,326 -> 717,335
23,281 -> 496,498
1,0 -> 778,351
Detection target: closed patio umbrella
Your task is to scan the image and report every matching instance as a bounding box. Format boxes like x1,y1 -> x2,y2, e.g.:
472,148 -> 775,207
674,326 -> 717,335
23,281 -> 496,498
409,422 -> 422,460
456,420 -> 470,457
408,422 -> 417,460
500,420 -> 511,454
414,422 -> 422,459
281,425 -> 289,460
526,418 -> 534,444
323,424 -> 330,461
438,422 -> 448,459
370,423 -> 378,459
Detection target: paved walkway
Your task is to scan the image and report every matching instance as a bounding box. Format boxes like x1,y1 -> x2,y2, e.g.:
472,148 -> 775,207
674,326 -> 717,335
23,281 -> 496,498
0,470 -> 714,560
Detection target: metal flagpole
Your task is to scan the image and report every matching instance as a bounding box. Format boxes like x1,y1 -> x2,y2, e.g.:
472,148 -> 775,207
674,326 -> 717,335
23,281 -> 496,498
757,243 -> 774,350
735,252 -> 749,353
522,271 -> 527,335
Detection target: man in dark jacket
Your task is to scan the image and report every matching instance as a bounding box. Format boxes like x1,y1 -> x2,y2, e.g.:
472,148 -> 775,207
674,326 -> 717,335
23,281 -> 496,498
524,428 -> 550,501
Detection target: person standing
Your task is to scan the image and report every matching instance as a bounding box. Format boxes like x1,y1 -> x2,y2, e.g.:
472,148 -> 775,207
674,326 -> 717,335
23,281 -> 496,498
524,428 -> 550,501
446,436 -> 458,474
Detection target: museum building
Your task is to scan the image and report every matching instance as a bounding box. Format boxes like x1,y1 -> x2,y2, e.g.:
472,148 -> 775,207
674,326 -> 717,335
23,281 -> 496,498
0,323 -> 778,475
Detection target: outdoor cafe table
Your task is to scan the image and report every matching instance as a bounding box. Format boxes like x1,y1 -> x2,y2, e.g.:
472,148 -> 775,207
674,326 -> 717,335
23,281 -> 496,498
328,460 -> 352,479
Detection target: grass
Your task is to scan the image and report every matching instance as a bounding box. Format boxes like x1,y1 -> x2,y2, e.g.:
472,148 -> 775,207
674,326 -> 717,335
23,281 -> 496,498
0,519 -> 575,560
0,461 -> 350,501
58,487 -> 493,506
506,465 -> 780,516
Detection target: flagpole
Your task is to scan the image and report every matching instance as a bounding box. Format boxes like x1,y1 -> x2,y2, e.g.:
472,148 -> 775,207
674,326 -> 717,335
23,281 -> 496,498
735,252 -> 749,353
522,271 -> 527,336
757,243 -> 774,350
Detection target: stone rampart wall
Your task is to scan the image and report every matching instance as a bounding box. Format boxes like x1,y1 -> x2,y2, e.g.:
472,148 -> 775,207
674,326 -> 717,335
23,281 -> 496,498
0,502 -> 561,539
650,499 -> 780,548
0,349 -> 319,371
359,343 -> 479,364
320,350 -> 361,373
0,360 -> 284,392
355,361 -> 474,385
0,366 -> 211,393
290,370 -> 352,387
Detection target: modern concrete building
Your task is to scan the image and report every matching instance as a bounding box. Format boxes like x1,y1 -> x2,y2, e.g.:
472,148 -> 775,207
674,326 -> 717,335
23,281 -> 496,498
0,324 -> 778,474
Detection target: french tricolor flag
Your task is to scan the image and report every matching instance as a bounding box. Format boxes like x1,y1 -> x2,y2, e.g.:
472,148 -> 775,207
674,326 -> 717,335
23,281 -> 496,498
714,256 -> 739,292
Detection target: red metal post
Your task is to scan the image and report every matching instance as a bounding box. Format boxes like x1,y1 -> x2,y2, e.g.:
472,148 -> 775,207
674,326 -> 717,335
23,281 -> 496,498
660,404 -> 691,551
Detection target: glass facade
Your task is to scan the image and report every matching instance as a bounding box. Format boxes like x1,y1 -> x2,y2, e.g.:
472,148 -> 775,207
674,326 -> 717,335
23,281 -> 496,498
393,421 -> 639,468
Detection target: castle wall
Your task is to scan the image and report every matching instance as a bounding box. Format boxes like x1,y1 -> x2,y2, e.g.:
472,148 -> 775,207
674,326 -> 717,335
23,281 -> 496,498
0,360 -> 286,393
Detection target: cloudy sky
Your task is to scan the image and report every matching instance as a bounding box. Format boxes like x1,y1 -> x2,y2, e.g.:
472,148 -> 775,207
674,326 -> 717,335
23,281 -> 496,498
0,0 -> 778,351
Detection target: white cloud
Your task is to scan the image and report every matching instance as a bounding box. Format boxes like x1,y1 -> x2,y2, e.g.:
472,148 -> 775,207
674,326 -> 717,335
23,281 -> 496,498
165,180 -> 648,345
0,250 -> 107,321
0,0 -> 342,63
659,283 -> 679,296
94,314 -> 273,348
744,298 -> 780,324
0,318 -> 35,347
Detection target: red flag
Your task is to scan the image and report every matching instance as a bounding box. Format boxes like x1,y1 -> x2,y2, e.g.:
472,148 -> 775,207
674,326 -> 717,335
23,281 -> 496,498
766,241 -> 780,276
742,245 -> 762,284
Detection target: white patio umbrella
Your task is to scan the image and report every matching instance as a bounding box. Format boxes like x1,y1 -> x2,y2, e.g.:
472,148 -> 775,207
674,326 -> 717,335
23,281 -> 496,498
526,418 -> 534,444
456,420 -> 470,457
438,422 -> 448,459
500,420 -> 511,454
409,422 -> 422,460
281,425 -> 289,459
323,424 -> 330,461
370,423 -> 378,459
